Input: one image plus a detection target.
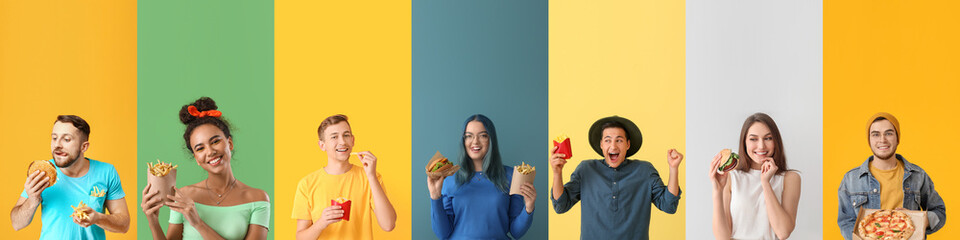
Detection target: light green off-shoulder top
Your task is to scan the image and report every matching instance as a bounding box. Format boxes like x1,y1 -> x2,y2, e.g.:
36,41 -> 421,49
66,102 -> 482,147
169,201 -> 270,240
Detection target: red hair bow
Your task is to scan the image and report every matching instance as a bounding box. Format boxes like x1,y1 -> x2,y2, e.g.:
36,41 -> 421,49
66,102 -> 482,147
187,105 -> 222,118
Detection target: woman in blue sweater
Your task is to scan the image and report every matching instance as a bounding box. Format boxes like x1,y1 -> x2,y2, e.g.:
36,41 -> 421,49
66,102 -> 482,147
428,114 -> 537,239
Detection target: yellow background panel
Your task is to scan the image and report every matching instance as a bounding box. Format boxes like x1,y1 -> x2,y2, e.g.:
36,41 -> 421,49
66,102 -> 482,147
0,0 -> 136,239
0,1 -> 137,239
274,0 -> 411,239
549,1 -> 685,239
824,0 -> 960,239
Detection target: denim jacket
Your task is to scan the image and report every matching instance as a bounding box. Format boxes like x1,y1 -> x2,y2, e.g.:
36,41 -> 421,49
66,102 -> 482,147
837,154 -> 946,239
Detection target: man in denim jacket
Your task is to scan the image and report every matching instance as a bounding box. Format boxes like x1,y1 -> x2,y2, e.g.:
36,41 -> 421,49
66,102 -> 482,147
837,112 -> 946,239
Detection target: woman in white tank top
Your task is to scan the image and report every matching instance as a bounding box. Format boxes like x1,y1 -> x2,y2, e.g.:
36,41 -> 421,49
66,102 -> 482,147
709,113 -> 802,240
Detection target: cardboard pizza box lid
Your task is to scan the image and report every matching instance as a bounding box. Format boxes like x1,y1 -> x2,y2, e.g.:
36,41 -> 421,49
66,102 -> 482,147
852,207 -> 927,240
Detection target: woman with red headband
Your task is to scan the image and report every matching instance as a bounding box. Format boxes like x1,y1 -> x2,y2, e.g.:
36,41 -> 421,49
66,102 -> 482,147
141,97 -> 270,240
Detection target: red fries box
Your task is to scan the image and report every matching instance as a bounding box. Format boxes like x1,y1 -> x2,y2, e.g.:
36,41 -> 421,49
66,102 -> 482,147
852,207 -> 927,240
331,198 -> 352,221
553,135 -> 572,159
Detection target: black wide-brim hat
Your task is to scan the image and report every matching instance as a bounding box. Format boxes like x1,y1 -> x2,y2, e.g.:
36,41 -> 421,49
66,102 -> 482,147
588,116 -> 643,158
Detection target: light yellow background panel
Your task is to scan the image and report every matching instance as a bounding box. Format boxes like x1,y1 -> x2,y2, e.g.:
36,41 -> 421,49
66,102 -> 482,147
549,1 -> 685,239
824,1 -> 960,239
274,0 -> 412,239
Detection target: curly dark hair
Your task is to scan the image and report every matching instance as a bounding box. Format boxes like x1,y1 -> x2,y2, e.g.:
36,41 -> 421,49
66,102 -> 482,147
178,97 -> 232,153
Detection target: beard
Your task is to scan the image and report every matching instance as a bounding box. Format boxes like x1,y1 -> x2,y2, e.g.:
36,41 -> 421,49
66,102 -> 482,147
52,149 -> 82,168
872,149 -> 896,161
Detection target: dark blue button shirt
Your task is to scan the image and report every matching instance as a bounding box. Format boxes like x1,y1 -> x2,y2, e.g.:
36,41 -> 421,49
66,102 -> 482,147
552,159 -> 681,240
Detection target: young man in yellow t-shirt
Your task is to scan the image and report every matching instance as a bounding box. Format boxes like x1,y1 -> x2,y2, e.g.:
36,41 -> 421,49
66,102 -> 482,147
292,114 -> 397,239
836,112 -> 947,240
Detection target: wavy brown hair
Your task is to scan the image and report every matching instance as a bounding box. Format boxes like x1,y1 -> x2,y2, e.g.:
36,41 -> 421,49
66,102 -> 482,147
736,112 -> 789,175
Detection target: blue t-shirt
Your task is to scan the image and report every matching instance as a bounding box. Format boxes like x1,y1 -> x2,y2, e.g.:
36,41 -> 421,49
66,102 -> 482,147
20,158 -> 125,240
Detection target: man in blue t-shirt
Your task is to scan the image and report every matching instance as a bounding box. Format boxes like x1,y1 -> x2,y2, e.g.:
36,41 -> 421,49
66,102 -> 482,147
10,115 -> 130,239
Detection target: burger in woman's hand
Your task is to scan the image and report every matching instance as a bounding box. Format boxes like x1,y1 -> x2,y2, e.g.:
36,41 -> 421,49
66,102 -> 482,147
716,149 -> 739,174
426,151 -> 459,177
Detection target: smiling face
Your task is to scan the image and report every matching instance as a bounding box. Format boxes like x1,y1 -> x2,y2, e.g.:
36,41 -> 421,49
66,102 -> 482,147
464,121 -> 490,162
869,119 -> 898,160
745,122 -> 776,167
189,124 -> 234,174
600,127 -> 630,168
319,121 -> 354,162
50,121 -> 88,168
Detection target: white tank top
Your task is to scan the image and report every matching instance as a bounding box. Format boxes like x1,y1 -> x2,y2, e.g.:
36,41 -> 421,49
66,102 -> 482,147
729,169 -> 785,240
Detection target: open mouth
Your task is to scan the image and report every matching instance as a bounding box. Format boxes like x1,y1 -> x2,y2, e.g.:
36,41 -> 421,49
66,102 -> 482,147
470,146 -> 482,153
608,152 -> 621,162
54,151 -> 68,157
207,157 -> 222,166
336,147 -> 349,153
877,146 -> 890,151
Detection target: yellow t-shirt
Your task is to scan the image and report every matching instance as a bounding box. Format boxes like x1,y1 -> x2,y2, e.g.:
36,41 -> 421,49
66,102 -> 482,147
869,159 -> 904,210
291,164 -> 384,240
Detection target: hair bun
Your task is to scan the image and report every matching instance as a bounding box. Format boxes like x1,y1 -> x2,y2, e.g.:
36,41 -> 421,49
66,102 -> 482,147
179,97 -> 219,124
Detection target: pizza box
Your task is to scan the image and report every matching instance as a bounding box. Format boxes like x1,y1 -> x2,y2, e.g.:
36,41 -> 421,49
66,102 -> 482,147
852,207 -> 927,240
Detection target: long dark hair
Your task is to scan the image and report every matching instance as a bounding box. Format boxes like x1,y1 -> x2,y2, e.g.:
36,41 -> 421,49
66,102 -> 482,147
737,112 -> 789,175
455,114 -> 509,194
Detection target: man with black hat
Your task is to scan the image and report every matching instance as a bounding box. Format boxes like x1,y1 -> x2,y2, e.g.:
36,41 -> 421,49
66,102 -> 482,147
550,116 -> 683,239
836,112 -> 946,239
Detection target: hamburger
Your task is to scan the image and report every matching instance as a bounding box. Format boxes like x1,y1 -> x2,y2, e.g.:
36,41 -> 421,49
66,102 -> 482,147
716,149 -> 739,173
429,152 -> 453,173
425,151 -> 460,177
27,160 -> 57,186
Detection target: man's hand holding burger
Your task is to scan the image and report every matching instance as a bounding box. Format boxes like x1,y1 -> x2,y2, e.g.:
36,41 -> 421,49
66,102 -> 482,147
23,170 -> 50,206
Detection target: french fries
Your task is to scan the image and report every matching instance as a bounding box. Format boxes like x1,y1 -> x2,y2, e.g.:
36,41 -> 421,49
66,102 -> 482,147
509,162 -> 537,195
90,186 -> 106,197
147,159 -> 178,177
331,197 -> 352,221
515,162 -> 535,175
553,134 -> 572,159
70,201 -> 90,220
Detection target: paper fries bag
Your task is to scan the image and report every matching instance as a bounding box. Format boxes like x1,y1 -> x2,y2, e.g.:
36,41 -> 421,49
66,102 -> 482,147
509,168 -> 536,195
331,199 -> 352,221
147,169 -> 177,204
553,136 -> 572,159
